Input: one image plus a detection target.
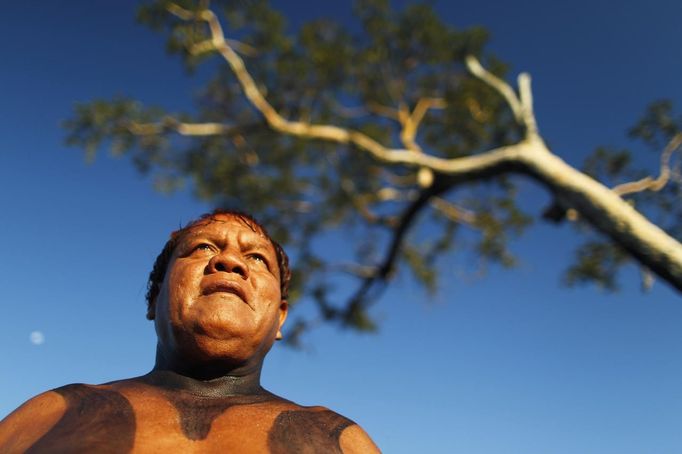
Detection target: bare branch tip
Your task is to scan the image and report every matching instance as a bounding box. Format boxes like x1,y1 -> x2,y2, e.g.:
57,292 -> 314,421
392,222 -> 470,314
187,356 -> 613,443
166,3 -> 195,20
464,55 -> 481,69
518,72 -> 532,84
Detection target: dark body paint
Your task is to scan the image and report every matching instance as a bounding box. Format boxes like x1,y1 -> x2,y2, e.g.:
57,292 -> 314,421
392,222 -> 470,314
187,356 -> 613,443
268,410 -> 355,454
26,384 -> 135,454
139,370 -> 283,441
25,377 -> 355,452
156,384 -> 356,448
158,388 -> 275,440
268,409 -> 354,454
163,392 -> 237,440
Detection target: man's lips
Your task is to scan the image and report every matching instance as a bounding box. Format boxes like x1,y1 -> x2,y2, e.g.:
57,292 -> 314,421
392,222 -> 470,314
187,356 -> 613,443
201,280 -> 248,303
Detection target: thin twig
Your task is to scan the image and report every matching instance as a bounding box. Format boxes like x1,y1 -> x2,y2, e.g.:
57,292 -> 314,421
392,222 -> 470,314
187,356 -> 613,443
399,97 -> 446,154
331,101 -> 369,118
367,101 -> 400,120
465,56 -> 523,123
612,132 -> 682,196
128,118 -> 235,136
328,263 -> 380,279
340,179 -> 411,226
429,197 -> 478,226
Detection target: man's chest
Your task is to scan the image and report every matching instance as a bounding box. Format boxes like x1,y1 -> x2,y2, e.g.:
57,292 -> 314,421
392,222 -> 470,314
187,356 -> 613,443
130,394 -> 286,452
26,387 -> 352,453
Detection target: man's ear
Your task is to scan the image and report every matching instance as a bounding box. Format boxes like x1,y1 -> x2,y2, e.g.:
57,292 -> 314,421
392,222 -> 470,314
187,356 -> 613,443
276,300 -> 288,341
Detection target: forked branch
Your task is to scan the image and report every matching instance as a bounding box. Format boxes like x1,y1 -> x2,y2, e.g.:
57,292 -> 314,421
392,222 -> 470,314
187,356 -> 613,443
340,178 -> 454,323
158,2 -> 682,294
465,56 -> 538,138
164,2 -> 531,180
398,97 -> 446,153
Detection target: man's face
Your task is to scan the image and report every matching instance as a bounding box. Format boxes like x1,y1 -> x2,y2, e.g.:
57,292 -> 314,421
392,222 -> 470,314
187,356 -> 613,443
151,214 -> 287,369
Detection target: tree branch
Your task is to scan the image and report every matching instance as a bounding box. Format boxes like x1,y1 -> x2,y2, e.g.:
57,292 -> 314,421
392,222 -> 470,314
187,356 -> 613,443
128,118 -> 236,136
521,145 -> 682,291
328,263 -> 381,279
189,37 -> 258,57
340,176 -> 454,324
612,132 -> 682,196
517,73 -> 538,137
167,5 -> 443,165
399,97 -> 446,154
340,179 -> 402,227
367,101 -> 400,121
465,55 -> 538,138
164,3 -> 682,292
465,56 -> 523,124
165,4 -> 541,181
429,197 -> 478,226
330,101 -> 370,119
166,3 -> 196,21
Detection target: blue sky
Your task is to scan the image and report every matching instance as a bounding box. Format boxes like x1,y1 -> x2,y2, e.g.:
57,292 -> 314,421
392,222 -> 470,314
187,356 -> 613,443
1,1 -> 681,453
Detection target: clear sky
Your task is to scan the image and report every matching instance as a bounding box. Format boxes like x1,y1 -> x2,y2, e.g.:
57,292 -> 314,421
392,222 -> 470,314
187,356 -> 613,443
1,1 -> 681,453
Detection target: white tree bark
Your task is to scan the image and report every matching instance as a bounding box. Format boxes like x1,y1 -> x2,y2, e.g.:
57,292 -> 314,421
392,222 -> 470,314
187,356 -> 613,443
515,138 -> 682,291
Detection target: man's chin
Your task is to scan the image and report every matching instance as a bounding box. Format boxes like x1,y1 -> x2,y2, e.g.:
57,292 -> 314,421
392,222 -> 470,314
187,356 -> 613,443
186,332 -> 263,365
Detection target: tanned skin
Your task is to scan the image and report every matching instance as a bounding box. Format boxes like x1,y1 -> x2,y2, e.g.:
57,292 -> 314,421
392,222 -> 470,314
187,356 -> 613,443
0,214 -> 380,453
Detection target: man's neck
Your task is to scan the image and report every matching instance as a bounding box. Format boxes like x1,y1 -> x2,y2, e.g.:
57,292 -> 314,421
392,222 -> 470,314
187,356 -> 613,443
142,369 -> 265,397
147,349 -> 266,397
139,368 -> 273,441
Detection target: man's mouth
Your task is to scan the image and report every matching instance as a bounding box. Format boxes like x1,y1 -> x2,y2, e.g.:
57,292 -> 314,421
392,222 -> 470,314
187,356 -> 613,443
201,281 -> 247,303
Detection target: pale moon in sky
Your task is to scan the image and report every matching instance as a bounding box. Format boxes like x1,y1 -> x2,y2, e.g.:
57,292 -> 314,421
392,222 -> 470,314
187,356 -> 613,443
29,331 -> 45,345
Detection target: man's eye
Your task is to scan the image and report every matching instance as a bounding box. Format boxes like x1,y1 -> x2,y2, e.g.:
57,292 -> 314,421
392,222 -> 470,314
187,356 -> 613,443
193,243 -> 213,252
248,254 -> 267,265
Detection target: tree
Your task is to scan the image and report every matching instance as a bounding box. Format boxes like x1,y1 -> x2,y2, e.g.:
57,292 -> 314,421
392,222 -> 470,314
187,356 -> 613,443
64,0 -> 682,344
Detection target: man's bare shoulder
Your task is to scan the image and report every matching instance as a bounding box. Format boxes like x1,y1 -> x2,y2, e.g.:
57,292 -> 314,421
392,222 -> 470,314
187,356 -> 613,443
263,400 -> 381,454
1,382 -> 138,453
0,384 -> 85,452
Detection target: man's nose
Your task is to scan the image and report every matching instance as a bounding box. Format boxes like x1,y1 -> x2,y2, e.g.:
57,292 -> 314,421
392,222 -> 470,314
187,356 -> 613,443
207,251 -> 249,279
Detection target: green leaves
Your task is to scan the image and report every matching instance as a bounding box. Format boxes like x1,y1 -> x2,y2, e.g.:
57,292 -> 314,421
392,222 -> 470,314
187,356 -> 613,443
64,98 -> 164,163
629,100 -> 681,148
63,0 -> 527,339
564,241 -> 629,291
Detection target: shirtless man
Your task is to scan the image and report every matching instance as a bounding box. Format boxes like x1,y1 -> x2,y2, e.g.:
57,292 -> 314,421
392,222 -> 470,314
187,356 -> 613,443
0,210 -> 380,453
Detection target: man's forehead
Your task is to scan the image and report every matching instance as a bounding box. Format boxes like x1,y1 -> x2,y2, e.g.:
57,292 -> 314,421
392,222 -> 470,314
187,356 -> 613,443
178,214 -> 270,243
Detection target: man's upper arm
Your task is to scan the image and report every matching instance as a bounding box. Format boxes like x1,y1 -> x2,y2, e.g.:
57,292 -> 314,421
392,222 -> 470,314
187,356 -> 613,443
339,424 -> 381,454
0,391 -> 66,452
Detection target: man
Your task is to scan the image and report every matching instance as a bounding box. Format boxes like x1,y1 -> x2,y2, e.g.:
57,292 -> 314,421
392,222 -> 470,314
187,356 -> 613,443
0,210 -> 380,453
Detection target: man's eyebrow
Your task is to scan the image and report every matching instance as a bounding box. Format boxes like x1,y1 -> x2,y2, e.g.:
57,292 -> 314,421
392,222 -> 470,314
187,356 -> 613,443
179,229 -> 272,250
175,229 -> 222,247
177,231 -> 208,243
240,237 -> 274,252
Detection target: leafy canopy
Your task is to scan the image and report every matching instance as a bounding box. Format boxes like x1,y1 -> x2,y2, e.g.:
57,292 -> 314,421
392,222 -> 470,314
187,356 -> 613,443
65,0 -> 682,344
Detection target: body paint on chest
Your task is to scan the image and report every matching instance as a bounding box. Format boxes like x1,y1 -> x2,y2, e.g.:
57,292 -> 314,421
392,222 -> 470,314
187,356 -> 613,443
26,385 -> 135,454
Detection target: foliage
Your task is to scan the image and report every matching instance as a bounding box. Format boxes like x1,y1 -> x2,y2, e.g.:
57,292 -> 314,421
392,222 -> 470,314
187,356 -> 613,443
570,101 -> 682,289
64,0 -> 681,344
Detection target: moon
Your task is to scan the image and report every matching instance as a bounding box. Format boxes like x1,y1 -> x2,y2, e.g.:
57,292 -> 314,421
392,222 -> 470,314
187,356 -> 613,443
30,331 -> 45,345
